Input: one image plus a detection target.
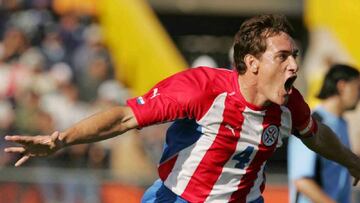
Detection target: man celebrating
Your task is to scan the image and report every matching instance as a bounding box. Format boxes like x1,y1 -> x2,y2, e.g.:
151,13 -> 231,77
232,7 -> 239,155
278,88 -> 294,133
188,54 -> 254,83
5,15 -> 360,203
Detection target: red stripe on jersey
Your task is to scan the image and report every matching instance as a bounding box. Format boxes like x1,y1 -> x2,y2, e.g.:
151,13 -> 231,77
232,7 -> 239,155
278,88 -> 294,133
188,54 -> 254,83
181,96 -> 245,202
158,155 -> 178,181
230,106 -> 282,203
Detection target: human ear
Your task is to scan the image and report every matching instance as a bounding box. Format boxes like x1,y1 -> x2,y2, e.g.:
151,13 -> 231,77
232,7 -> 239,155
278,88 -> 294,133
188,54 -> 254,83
337,80 -> 346,95
244,54 -> 259,73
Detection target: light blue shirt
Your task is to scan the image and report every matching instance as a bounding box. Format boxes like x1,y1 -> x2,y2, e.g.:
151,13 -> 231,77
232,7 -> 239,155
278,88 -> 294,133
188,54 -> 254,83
288,106 -> 351,203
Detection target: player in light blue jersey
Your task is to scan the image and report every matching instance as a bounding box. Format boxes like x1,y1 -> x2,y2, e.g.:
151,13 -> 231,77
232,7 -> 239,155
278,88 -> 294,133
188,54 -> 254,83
288,64 -> 360,203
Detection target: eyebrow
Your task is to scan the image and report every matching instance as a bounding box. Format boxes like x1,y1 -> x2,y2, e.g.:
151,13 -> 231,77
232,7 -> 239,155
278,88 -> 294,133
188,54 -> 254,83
276,49 -> 299,56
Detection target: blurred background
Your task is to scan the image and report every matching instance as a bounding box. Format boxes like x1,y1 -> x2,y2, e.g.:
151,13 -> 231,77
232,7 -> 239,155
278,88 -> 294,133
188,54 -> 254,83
0,0 -> 359,202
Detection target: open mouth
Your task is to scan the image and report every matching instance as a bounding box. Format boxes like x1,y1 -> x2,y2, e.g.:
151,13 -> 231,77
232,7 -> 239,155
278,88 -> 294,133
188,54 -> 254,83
284,76 -> 297,93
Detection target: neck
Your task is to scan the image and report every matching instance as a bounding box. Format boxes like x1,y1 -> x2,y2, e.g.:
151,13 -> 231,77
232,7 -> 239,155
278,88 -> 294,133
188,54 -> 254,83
238,73 -> 270,107
321,97 -> 343,116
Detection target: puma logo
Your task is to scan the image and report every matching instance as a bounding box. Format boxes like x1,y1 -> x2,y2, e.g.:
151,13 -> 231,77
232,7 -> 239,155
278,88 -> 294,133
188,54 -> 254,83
150,88 -> 160,99
225,124 -> 236,136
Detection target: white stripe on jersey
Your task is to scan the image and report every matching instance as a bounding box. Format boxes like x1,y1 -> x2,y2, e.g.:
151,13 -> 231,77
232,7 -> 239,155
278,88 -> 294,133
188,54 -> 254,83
205,107 -> 265,202
164,92 -> 227,195
246,163 -> 266,202
278,106 -> 292,147
246,106 -> 292,201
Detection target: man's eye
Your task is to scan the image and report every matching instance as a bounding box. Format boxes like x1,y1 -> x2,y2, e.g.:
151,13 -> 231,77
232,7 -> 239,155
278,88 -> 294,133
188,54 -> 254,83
278,54 -> 287,61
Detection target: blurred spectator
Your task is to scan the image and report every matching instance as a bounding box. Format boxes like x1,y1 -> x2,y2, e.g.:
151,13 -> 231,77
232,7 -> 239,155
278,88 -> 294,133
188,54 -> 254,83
0,99 -> 15,135
191,54 -> 218,68
288,64 -> 360,203
7,0 -> 55,46
14,90 -> 54,135
19,47 -> 56,94
0,2 -> 159,202
0,99 -> 16,167
96,79 -> 129,107
58,12 -> 84,57
41,27 -> 67,68
40,68 -> 90,131
77,56 -> 112,102
111,128 -> 158,185
0,63 -> 26,99
72,24 -> 110,71
0,27 -> 29,63
48,61 -> 73,84
0,0 -> 163,201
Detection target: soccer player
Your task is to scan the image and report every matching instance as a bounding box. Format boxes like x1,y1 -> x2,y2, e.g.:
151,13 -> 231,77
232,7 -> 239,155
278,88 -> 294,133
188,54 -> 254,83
288,64 -> 360,203
4,14 -> 360,203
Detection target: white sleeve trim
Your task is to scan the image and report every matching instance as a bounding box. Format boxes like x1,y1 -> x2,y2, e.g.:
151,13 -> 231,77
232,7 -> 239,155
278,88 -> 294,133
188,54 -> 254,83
299,117 -> 313,135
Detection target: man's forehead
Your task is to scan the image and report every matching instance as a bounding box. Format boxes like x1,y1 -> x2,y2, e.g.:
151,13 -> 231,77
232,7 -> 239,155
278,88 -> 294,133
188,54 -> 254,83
265,32 -> 297,52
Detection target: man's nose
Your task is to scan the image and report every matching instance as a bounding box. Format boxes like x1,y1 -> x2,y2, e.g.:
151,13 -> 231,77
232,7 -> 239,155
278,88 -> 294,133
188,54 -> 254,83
288,56 -> 298,73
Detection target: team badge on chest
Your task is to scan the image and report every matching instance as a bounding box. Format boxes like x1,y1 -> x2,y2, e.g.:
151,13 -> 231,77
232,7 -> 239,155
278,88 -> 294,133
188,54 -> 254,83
262,125 -> 279,147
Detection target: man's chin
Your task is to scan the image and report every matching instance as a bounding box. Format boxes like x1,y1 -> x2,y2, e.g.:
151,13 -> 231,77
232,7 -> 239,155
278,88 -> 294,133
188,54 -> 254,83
346,104 -> 358,111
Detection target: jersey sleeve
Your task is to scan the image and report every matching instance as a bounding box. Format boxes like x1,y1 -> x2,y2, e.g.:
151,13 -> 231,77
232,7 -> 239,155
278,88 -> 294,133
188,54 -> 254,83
126,67 -> 216,128
287,88 -> 318,138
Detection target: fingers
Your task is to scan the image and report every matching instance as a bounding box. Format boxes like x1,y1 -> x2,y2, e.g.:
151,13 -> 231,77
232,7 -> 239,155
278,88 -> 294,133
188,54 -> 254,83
50,131 -> 60,141
5,135 -> 20,141
4,147 -> 30,167
354,178 -> 359,186
15,155 -> 30,167
5,133 -> 59,145
4,147 -> 26,153
5,135 -> 36,145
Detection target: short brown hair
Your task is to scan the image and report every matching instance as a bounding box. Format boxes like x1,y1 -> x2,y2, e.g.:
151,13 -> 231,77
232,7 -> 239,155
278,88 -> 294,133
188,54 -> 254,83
233,14 -> 293,74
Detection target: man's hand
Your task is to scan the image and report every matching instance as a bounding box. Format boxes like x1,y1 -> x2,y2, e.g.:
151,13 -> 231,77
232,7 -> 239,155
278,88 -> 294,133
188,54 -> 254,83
4,131 -> 63,167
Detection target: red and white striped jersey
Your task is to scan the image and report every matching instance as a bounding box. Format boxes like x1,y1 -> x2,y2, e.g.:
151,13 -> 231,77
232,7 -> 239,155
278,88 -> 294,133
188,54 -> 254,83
127,67 -> 316,203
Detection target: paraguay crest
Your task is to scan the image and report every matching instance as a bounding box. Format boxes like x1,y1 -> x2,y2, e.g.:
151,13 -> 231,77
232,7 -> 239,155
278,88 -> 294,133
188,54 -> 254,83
262,125 -> 279,147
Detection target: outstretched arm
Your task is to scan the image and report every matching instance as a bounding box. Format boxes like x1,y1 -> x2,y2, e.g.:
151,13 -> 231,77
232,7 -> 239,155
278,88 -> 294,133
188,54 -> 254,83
59,106 -> 138,145
301,121 -> 360,185
5,106 -> 138,166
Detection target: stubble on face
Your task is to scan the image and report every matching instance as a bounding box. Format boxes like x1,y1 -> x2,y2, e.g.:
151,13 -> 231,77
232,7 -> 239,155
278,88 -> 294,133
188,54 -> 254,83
256,32 -> 298,106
